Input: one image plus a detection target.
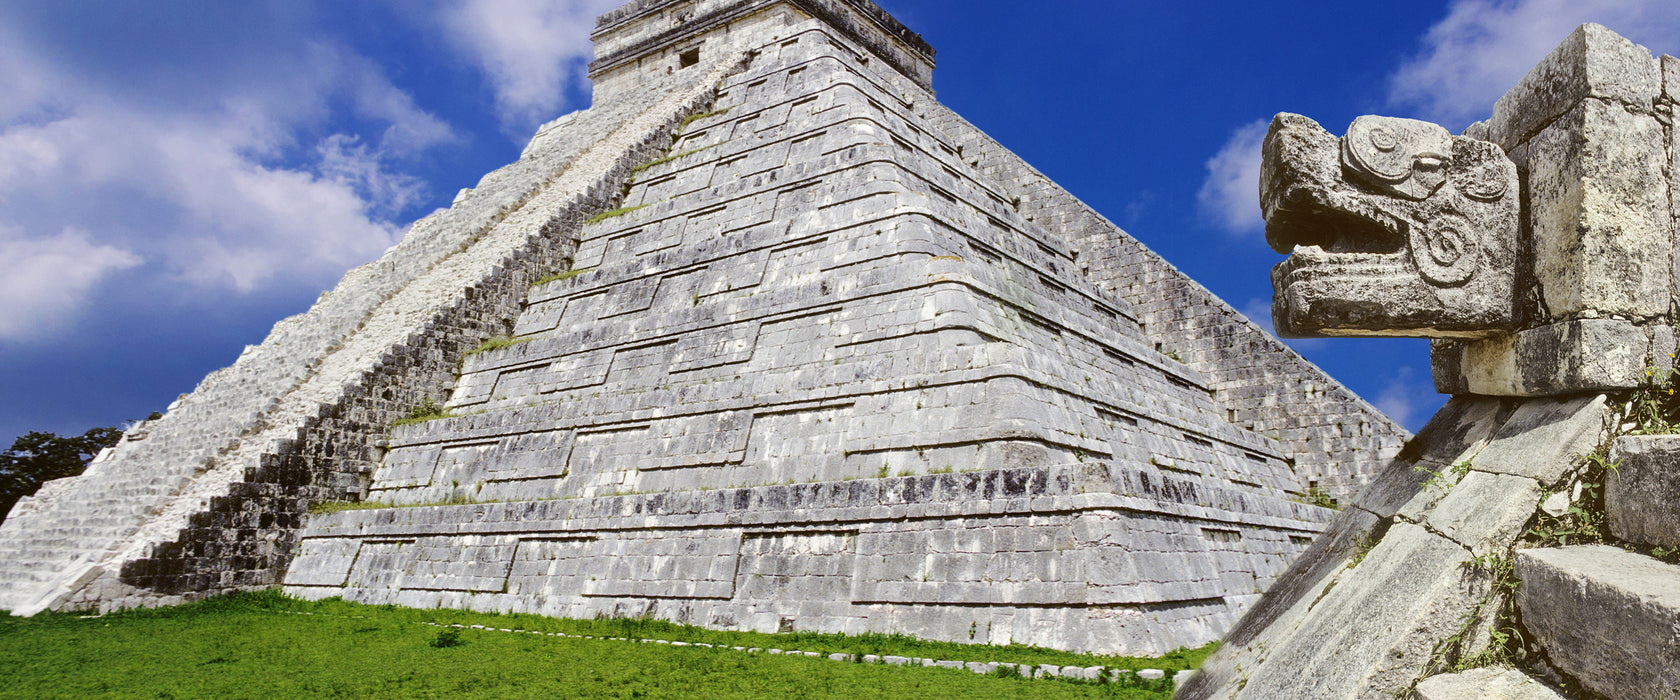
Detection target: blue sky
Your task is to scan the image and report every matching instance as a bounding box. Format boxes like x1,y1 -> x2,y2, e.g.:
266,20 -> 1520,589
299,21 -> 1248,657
1,0 -> 1677,446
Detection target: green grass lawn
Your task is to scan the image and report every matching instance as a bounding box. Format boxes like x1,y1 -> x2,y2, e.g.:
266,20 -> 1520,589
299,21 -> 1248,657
0,592 -> 1210,699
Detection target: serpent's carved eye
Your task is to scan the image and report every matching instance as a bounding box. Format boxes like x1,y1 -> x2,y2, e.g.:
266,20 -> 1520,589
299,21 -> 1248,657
1369,128 -> 1398,152
1411,213 -> 1480,286
1450,139 -> 1515,202
1342,115 -> 1453,200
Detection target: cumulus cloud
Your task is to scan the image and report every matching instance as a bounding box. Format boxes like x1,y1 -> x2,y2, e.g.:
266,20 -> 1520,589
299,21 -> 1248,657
1196,120 -> 1268,235
0,5 -> 453,337
435,0 -> 622,134
1389,0 -> 1680,127
0,227 -> 140,340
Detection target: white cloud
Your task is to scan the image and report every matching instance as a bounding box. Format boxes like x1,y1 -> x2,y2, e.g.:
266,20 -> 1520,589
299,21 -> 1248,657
0,12 -> 452,336
0,227 -> 140,340
1389,0 -> 1680,128
1196,120 -> 1268,235
435,0 -> 621,134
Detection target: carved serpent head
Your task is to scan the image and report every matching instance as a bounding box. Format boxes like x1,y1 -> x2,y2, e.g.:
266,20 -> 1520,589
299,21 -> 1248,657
1261,113 -> 1520,338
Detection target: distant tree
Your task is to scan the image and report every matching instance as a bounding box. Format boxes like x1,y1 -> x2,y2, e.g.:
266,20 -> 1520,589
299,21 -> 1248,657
0,426 -> 125,524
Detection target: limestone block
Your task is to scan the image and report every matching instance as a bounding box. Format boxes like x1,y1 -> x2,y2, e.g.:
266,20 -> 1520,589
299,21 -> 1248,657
1515,545 -> 1680,700
1526,99 -> 1671,321
1469,394 -> 1606,484
1487,23 -> 1661,149
1665,54 -> 1680,102
1261,112 -> 1521,338
1412,667 -> 1568,699
1219,523 -> 1491,698
1425,470 -> 1542,555
1607,435 -> 1680,547
1436,319 -> 1650,396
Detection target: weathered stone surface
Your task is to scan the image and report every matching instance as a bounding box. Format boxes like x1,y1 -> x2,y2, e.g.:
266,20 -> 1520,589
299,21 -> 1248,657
1261,113 -> 1521,338
1178,391 -> 1615,698
1607,435 -> 1680,547
1412,667 -> 1569,700
1435,319 -> 1652,396
1353,397 -> 1505,518
922,104 -> 1408,503
1192,523 -> 1488,699
1264,25 -> 1670,399
0,34 -> 746,616
257,0 -> 1405,659
1469,395 -> 1607,485
1426,470 -> 1542,555
1212,506 -> 1384,652
1195,21 -> 1679,700
0,0 -> 1406,631
1525,98 -> 1671,322
1486,23 -> 1661,149
1515,546 -> 1680,700
1665,53 -> 1680,101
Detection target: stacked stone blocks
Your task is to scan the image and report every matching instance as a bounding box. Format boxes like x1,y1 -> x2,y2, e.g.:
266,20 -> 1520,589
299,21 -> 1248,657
282,7 -> 1366,655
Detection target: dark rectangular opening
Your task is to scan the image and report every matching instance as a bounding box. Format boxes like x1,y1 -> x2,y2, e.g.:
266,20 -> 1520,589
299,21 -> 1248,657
679,48 -> 700,68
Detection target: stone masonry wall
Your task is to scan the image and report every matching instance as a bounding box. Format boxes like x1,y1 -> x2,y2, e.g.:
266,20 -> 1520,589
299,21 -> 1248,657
912,105 -> 1409,501
284,15 -> 1339,659
288,461 -> 1330,656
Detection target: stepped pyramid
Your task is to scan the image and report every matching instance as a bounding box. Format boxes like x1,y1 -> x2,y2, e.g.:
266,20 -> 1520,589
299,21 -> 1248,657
0,0 -> 1404,655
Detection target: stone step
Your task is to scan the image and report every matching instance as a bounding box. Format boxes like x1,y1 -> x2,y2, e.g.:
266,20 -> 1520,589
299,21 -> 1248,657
1514,545 -> 1680,700
1413,667 -> 1569,699
1607,435 -> 1680,548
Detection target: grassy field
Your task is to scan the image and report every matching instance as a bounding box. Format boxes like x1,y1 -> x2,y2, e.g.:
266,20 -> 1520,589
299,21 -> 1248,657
0,592 -> 1210,699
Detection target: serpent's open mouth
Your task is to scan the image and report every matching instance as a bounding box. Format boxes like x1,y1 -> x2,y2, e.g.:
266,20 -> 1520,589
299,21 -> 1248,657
1266,186 -> 1409,286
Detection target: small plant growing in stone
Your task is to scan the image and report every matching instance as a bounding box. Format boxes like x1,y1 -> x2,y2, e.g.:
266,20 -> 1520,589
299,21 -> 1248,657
585,203 -> 650,225
1345,533 -> 1376,569
1296,486 -> 1339,510
1525,451 -> 1614,547
466,335 -> 531,356
392,397 -> 453,427
533,267 -> 593,286
1627,353 -> 1680,434
992,664 -> 1022,679
1412,462 -> 1465,497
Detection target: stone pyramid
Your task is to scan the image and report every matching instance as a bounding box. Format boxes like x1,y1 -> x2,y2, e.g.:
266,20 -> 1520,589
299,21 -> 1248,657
0,0 -> 1404,655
